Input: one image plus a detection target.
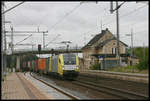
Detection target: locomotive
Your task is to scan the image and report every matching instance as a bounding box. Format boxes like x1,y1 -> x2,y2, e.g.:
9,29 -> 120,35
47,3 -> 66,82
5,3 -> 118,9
22,53 -> 80,79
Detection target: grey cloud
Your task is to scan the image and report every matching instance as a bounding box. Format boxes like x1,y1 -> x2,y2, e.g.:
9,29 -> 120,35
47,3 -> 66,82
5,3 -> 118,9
5,1 -> 149,49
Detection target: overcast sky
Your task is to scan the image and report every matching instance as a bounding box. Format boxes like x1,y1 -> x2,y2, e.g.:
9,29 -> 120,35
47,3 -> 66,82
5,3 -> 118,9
4,1 -> 149,51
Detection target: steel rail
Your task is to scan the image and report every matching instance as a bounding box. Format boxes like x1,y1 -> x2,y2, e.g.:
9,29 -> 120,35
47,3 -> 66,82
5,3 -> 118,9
73,80 -> 148,100
29,72 -> 80,100
81,70 -> 148,78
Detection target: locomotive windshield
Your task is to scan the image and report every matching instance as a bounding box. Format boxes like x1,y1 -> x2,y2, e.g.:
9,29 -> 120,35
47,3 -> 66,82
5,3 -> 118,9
63,53 -> 76,65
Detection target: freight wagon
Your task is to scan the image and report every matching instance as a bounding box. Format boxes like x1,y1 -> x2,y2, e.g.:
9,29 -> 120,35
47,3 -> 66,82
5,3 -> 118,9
35,59 -> 38,72
28,61 -> 30,68
30,61 -> 32,71
44,57 -> 49,74
37,58 -> 46,73
22,61 -> 29,71
31,60 -> 35,72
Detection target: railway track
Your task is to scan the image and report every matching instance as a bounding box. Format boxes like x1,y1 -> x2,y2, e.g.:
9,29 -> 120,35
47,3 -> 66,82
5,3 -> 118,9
24,72 -> 148,99
27,72 -> 80,100
72,79 -> 148,100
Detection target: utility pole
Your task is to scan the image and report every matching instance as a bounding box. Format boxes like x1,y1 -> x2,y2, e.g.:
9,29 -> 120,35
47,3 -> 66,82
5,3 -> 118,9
116,2 -> 120,66
143,43 -> 145,61
101,19 -> 103,33
2,2 -> 4,80
43,32 -> 45,49
10,26 -> 14,54
76,44 -> 78,56
110,1 -> 125,66
131,28 -> 133,72
125,28 -> 134,72
131,28 -> 133,57
2,1 -> 7,77
43,32 -> 48,49
84,33 -> 86,45
2,1 -> 24,74
104,46 -> 106,70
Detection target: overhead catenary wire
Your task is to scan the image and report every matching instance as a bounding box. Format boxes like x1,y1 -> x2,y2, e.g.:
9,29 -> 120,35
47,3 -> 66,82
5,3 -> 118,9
3,1 -> 25,14
48,3 -> 83,32
44,34 -> 61,48
102,3 -> 148,27
80,3 -> 114,38
81,2 -> 148,46
14,34 -> 32,46
37,2 -> 84,27
120,3 -> 148,18
83,3 -> 148,38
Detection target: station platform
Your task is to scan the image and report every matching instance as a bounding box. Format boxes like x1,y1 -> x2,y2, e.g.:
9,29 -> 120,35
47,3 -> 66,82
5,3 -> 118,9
2,72 -> 49,99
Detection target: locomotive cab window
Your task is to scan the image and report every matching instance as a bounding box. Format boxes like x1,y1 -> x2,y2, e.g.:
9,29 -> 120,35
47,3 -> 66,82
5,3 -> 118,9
63,53 -> 76,65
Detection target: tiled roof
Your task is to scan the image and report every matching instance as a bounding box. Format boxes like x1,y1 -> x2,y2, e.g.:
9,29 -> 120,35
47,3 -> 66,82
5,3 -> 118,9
87,30 -> 106,45
96,37 -> 128,48
82,30 -> 106,49
82,28 -> 128,50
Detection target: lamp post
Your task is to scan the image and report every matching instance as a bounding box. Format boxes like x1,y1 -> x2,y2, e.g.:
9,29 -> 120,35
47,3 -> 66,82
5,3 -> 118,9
126,28 -> 133,72
43,31 -> 48,49
61,41 -> 72,53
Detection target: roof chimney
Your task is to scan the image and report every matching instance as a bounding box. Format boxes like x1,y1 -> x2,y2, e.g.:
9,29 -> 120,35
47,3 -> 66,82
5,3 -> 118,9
102,30 -> 105,34
106,28 -> 108,31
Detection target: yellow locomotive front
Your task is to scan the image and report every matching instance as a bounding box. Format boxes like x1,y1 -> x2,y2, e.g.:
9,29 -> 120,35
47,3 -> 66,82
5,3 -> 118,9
58,53 -> 80,79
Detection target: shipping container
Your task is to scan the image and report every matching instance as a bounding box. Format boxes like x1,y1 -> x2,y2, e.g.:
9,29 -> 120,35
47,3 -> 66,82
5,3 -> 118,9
23,61 -> 27,68
38,58 -> 46,71
30,61 -> 32,70
35,59 -> 38,72
32,60 -> 35,70
23,61 -> 29,71
44,57 -> 49,74
28,61 -> 30,68
22,62 -> 24,68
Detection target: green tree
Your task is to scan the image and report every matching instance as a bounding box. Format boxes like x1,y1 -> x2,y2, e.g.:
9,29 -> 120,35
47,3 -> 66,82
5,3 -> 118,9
132,47 -> 148,71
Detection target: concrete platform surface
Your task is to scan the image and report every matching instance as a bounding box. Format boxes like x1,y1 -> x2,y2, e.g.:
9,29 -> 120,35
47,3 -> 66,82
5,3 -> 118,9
2,72 -> 48,99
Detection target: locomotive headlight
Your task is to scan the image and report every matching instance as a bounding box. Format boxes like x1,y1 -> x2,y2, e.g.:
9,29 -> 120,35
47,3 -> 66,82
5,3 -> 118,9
75,66 -> 79,72
76,66 -> 79,70
62,66 -> 65,70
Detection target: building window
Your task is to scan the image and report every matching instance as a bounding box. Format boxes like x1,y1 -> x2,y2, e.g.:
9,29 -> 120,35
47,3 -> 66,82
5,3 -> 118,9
112,48 -> 116,54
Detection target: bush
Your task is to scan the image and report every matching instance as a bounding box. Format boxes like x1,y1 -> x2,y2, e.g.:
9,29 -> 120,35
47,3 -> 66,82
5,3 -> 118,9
92,64 -> 101,70
137,59 -> 148,71
133,47 -> 148,71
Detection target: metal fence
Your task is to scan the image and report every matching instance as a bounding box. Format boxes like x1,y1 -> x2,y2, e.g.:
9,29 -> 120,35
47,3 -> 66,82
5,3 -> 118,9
101,60 -> 120,70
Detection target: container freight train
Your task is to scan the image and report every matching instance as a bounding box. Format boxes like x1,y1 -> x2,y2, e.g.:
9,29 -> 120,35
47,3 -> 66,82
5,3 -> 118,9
22,53 -> 80,79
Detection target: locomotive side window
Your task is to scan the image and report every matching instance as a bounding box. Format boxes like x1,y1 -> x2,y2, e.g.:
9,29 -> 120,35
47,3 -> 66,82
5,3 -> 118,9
59,59 -> 61,63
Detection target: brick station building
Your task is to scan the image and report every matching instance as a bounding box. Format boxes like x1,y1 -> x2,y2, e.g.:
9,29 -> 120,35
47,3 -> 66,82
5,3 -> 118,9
82,28 -> 131,70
